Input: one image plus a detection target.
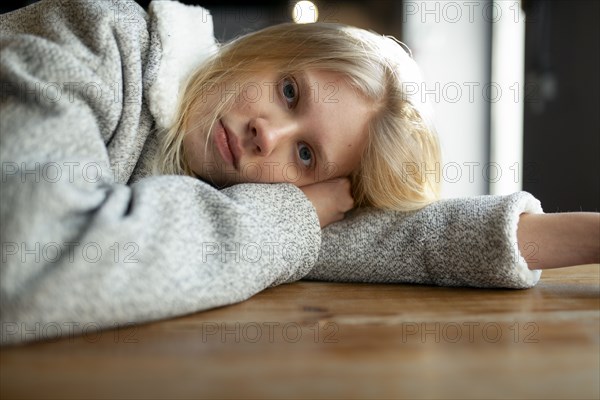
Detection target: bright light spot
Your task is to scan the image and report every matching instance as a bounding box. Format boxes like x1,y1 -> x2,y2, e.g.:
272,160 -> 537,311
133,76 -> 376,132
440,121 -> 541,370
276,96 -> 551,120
292,1 -> 318,24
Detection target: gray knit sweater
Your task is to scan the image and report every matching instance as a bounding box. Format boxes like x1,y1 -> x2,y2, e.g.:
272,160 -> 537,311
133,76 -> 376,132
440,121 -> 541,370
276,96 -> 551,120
0,0 -> 543,346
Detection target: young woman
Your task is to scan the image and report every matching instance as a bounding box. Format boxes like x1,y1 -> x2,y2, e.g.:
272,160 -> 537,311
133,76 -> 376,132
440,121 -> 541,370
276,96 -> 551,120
0,0 -> 597,345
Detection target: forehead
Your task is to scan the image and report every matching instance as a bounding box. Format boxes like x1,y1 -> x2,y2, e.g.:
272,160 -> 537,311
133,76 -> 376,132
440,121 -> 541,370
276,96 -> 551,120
301,69 -> 373,179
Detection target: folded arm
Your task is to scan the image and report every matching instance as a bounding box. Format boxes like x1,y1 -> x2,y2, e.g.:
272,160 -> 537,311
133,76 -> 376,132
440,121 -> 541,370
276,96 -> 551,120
0,0 -> 321,346
305,192 -> 546,289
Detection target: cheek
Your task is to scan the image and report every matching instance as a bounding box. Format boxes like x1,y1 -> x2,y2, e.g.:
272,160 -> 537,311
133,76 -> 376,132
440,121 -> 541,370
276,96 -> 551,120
232,96 -> 259,115
235,86 -> 277,115
333,144 -> 367,178
183,130 -> 204,163
240,84 -> 264,105
347,145 -> 367,171
200,89 -> 224,112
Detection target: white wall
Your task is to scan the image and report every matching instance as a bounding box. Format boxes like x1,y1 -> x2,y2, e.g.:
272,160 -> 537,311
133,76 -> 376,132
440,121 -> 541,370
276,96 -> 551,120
402,0 -> 492,198
489,0 -> 525,195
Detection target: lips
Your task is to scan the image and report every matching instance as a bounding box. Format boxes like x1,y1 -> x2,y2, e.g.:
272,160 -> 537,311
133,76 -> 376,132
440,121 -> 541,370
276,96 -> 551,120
213,119 -> 239,170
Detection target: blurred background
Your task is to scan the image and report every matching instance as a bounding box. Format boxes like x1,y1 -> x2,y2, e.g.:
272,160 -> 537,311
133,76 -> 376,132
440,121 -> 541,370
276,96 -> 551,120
2,0 -> 598,212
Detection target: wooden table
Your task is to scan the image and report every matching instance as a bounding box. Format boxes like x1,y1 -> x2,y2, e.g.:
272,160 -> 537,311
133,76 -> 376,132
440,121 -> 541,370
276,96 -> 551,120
2,264 -> 599,399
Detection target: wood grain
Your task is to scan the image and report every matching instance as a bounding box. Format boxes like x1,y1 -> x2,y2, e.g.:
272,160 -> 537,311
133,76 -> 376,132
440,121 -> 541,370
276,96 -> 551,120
2,264 -> 599,399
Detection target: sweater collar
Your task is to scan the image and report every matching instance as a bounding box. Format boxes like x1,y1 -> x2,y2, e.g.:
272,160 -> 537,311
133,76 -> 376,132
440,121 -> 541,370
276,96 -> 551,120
146,0 -> 218,130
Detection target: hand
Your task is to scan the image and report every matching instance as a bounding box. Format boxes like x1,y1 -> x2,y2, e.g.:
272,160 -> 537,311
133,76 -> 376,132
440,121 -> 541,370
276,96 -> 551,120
517,212 -> 600,269
299,178 -> 354,228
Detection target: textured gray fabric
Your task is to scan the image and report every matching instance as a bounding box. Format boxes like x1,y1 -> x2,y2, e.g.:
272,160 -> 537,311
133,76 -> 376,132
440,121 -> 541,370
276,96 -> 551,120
1,0 -> 543,346
307,192 -> 543,288
0,0 -> 320,345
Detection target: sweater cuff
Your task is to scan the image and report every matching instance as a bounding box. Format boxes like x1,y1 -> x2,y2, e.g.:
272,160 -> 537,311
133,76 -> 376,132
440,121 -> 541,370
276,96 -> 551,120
429,190 -> 545,289
503,191 -> 545,288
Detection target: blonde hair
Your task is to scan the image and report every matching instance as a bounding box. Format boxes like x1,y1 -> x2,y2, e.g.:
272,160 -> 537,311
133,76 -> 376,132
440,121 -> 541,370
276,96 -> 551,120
154,22 -> 441,211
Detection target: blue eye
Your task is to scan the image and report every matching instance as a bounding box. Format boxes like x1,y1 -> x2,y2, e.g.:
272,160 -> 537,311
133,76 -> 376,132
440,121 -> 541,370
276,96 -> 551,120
298,143 -> 313,168
281,77 -> 298,108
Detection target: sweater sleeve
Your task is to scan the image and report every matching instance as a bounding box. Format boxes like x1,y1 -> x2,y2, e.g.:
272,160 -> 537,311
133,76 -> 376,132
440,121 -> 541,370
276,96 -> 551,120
305,192 -> 544,289
0,0 -> 320,346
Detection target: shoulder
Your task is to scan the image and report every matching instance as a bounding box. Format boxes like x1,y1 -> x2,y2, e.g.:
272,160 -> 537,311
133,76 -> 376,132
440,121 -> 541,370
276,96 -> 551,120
0,0 -> 149,39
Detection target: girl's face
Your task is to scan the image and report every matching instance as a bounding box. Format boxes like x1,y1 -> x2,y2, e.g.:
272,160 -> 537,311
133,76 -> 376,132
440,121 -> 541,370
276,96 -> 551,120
183,69 -> 373,188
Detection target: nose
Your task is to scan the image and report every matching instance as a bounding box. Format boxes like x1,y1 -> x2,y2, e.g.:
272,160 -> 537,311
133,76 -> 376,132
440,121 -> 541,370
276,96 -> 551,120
249,117 -> 295,157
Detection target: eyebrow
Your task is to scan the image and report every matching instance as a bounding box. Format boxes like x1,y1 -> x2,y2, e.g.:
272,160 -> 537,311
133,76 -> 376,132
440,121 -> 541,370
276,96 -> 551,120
296,72 -> 332,176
